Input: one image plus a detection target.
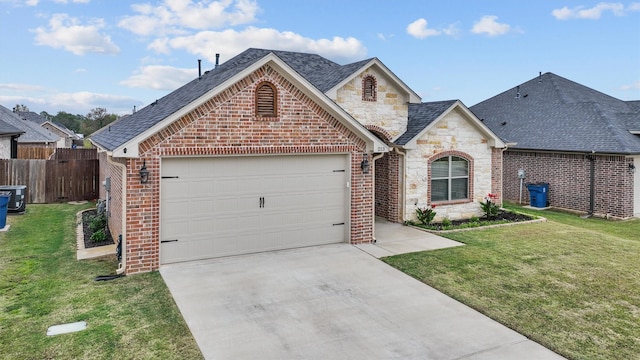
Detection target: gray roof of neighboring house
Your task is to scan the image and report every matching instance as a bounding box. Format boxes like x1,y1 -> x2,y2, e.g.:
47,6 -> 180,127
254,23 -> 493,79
470,72 -> 640,154
16,111 -> 77,138
91,48 -> 376,151
0,117 -> 24,136
395,100 -> 458,145
0,105 -> 60,143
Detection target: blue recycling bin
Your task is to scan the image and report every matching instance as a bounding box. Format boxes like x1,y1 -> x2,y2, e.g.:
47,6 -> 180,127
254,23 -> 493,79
526,183 -> 549,208
0,191 -> 10,229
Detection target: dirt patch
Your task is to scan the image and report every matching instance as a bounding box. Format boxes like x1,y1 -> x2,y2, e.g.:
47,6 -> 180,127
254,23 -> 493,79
82,209 -> 114,249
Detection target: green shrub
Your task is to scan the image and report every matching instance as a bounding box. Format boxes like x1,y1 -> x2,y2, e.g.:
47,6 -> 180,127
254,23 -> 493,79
480,193 -> 500,219
89,213 -> 106,232
442,217 -> 452,227
416,205 -> 437,225
470,216 -> 480,223
90,229 -> 107,243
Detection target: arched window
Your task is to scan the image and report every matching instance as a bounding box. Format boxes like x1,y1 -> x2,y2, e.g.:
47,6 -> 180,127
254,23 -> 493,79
255,82 -> 277,117
431,155 -> 469,202
362,75 -> 377,102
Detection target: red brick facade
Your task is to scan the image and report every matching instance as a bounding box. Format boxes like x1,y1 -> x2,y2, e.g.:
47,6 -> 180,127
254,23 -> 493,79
105,64 -> 374,274
503,150 -> 634,218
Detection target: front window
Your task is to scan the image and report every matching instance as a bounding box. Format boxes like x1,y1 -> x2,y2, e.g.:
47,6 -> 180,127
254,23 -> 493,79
431,156 -> 469,202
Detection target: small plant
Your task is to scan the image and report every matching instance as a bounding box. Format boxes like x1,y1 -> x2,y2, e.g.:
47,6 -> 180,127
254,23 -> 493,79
481,193 -> 500,219
90,228 -> 107,243
441,217 -> 452,227
470,215 -> 479,223
89,213 -> 106,232
416,205 -> 437,225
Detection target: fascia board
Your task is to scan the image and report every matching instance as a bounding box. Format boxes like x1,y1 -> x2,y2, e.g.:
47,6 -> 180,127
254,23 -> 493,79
325,58 -> 421,103
113,53 -> 388,158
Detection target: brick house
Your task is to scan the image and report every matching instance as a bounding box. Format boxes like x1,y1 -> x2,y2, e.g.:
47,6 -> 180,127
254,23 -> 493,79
90,49 -> 504,274
471,72 -> 640,219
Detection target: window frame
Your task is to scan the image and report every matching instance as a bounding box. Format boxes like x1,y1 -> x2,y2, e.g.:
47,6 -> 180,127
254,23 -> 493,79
255,81 -> 278,117
430,155 -> 470,203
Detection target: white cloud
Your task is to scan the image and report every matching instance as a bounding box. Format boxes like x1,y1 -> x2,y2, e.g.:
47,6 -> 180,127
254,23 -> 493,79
31,13 -> 120,55
148,27 -> 367,64
621,80 -> 640,90
120,65 -> 197,90
53,0 -> 91,3
406,18 -> 440,39
471,15 -> 512,36
552,2 -> 640,20
118,0 -> 259,36
0,83 -> 46,92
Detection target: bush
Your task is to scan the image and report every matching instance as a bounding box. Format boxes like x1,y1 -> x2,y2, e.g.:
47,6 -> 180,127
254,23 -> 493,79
90,229 -> 107,243
470,216 -> 480,223
442,217 -> 452,227
481,193 -> 500,219
89,213 -> 106,232
416,205 -> 437,225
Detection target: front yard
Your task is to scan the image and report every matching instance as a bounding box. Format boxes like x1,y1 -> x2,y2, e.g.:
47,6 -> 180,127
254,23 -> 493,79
384,204 -> 640,360
0,203 -> 203,360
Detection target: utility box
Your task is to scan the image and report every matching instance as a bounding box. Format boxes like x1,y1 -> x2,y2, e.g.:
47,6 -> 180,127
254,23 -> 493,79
526,183 -> 549,208
0,191 -> 10,228
0,185 -> 27,214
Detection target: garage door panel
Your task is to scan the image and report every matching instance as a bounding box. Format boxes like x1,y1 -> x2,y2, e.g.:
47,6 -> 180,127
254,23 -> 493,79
161,155 -> 349,264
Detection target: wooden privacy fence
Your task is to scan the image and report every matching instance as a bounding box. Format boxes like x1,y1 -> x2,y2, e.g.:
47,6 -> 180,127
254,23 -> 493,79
0,158 -> 99,203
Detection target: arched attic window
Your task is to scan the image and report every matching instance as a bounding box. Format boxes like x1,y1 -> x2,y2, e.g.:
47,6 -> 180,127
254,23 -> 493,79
362,75 -> 377,102
255,81 -> 277,117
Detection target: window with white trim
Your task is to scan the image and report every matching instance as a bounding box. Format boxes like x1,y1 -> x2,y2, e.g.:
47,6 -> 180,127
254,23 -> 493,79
431,156 -> 469,202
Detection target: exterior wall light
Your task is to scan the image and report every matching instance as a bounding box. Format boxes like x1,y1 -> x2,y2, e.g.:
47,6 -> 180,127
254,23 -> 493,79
361,154 -> 370,174
140,160 -> 150,184
629,163 -> 636,173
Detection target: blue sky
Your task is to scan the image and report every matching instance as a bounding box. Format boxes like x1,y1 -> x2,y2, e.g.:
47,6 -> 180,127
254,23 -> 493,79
1,0 -> 639,117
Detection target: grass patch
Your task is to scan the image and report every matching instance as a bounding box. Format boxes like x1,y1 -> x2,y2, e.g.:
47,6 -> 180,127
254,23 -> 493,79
0,204 -> 203,360
383,204 -> 640,360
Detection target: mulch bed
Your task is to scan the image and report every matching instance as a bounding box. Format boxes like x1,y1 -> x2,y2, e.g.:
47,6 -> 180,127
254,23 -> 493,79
82,209 -> 114,249
426,210 -> 535,230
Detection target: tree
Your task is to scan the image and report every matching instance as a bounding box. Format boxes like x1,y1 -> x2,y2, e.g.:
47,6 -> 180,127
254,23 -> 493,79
53,111 -> 83,133
82,107 -> 118,135
13,104 -> 29,112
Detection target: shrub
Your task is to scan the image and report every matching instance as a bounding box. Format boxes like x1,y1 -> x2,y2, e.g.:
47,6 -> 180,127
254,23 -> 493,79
470,216 -> 480,223
90,229 -> 107,243
480,193 -> 500,219
415,205 -> 437,225
442,217 -> 452,227
89,213 -> 106,232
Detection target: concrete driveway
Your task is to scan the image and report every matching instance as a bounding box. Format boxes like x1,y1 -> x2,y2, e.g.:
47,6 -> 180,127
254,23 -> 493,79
161,243 -> 565,359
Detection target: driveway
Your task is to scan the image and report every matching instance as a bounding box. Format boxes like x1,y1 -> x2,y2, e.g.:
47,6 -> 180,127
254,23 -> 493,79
161,242 -> 565,359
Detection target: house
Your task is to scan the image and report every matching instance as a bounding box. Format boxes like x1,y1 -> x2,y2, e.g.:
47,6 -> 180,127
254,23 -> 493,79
0,105 -> 60,158
16,111 -> 79,148
0,117 -> 24,159
90,48 -> 504,274
471,72 -> 640,219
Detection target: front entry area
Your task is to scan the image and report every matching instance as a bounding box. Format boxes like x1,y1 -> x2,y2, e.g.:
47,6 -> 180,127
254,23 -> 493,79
160,154 -> 350,264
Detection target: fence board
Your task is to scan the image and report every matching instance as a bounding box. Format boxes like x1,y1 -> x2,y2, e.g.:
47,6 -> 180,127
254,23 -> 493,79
0,159 -> 98,203
53,148 -> 98,160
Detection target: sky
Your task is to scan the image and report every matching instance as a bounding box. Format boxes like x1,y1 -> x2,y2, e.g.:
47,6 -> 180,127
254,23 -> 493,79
1,0 -> 639,117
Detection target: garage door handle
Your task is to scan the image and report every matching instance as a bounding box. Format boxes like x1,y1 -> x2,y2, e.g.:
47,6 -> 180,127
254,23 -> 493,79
161,239 -> 178,243
333,222 -> 345,226
259,197 -> 265,208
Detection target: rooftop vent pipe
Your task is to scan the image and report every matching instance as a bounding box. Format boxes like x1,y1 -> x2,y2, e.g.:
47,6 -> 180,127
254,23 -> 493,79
215,53 -> 220,69
538,71 -> 542,83
198,59 -> 202,79
515,85 -> 521,99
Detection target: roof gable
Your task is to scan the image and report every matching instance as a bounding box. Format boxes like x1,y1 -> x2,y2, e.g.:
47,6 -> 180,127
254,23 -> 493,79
470,72 -> 640,154
0,105 -> 58,142
91,48 -> 389,157
396,100 -> 504,149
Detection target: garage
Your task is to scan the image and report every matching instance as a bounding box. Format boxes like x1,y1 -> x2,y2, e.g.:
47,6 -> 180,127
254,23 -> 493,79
160,154 -> 350,264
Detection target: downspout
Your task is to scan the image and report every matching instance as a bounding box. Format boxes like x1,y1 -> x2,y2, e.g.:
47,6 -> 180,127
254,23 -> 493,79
371,152 -> 385,243
393,147 -> 407,222
107,154 -> 127,275
587,154 -> 595,216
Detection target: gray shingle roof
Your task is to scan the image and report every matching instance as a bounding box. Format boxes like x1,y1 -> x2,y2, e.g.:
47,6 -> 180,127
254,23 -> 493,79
91,48 -> 376,151
395,100 -> 457,145
0,105 -> 59,142
470,72 -> 640,154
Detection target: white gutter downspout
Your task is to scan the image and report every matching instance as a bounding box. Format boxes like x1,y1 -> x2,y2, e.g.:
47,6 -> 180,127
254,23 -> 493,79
371,152 -> 385,243
394,147 -> 407,222
106,155 -> 127,275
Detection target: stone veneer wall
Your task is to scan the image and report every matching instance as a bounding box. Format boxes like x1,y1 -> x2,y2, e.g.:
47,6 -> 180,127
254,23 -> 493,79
334,67 -> 409,139
405,109 -> 496,222
0,137 -> 11,158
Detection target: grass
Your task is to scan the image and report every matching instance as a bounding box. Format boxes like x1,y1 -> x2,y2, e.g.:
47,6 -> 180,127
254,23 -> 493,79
383,203 -> 640,360
0,203 -> 203,360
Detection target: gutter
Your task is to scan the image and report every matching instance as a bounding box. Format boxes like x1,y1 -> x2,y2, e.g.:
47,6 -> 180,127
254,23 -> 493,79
393,147 -> 407,222
106,154 -> 127,275
371,152 -> 385,243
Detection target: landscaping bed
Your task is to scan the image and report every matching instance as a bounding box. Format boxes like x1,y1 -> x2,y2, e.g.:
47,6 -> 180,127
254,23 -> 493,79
409,209 -> 536,231
81,208 -> 114,248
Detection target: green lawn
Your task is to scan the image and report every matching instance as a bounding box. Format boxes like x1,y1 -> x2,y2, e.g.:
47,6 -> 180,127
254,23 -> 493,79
0,204 -> 203,360
383,204 -> 640,360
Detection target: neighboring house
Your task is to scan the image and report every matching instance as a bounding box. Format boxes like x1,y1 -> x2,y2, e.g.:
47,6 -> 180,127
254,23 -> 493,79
471,72 -> 640,219
0,118 -> 24,159
17,111 -> 78,148
0,105 -> 60,156
90,48 -> 504,274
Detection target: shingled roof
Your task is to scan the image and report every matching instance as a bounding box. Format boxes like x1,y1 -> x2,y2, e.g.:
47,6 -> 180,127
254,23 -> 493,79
0,105 -> 58,143
90,48 -> 378,152
470,72 -> 640,154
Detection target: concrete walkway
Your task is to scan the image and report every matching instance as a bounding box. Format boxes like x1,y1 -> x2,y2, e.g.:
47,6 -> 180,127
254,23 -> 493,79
355,219 -> 464,258
162,235 -> 565,359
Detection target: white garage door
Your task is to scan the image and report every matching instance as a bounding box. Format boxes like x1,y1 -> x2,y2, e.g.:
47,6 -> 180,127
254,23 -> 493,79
160,154 -> 350,264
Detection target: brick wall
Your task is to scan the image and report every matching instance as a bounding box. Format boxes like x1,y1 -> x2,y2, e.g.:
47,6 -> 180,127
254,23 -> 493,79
117,64 -> 372,274
374,151 -> 401,222
503,150 -> 634,218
